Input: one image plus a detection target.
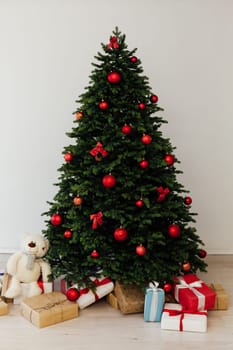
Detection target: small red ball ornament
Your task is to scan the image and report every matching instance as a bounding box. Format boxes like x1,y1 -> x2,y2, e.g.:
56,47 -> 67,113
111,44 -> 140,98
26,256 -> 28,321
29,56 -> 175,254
121,124 -> 132,135
76,111 -> 83,120
64,230 -> 72,239
99,101 -> 109,110
51,213 -> 62,226
66,288 -> 80,302
198,249 -> 207,258
136,244 -> 146,256
184,196 -> 192,205
141,134 -> 152,144
130,56 -> 138,63
73,196 -> 83,206
135,199 -> 144,207
164,154 -> 175,166
114,227 -> 128,241
138,102 -> 146,110
107,71 -> 121,84
150,94 -> 159,103
102,174 -> 116,188
139,160 -> 149,169
168,224 -> 181,238
163,283 -> 172,293
64,152 -> 73,162
182,261 -> 191,272
91,250 -> 99,258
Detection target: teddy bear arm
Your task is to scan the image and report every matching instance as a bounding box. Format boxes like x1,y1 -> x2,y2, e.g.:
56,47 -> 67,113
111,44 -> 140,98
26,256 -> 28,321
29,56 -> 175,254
6,252 -> 22,276
40,261 -> 51,283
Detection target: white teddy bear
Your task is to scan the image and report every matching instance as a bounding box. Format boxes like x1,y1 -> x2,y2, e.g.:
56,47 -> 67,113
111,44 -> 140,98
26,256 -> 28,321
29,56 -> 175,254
4,234 -> 51,299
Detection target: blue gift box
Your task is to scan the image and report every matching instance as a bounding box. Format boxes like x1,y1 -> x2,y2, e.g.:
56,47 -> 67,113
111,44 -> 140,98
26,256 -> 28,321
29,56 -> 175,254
144,282 -> 165,322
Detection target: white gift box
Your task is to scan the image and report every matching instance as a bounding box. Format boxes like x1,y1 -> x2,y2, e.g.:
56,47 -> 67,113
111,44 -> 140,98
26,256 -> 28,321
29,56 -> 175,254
161,303 -> 207,333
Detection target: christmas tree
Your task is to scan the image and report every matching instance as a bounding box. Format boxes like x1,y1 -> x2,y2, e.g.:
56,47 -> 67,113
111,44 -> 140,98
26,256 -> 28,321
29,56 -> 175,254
43,28 -> 207,290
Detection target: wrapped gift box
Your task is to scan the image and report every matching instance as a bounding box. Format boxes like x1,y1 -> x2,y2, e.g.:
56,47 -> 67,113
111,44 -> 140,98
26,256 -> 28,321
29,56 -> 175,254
106,292 -> 119,310
72,276 -> 114,309
114,281 -> 144,314
174,274 -> 216,311
0,300 -> 8,316
144,283 -> 165,322
161,303 -> 207,333
207,283 -> 228,310
20,291 -> 78,328
53,275 -> 70,294
1,273 -> 13,303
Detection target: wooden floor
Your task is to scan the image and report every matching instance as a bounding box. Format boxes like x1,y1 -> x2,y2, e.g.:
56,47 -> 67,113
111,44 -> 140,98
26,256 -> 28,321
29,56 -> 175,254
0,255 -> 232,350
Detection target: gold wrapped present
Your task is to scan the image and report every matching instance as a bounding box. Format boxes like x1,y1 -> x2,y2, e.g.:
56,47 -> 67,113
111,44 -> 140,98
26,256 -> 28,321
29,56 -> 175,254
0,299 -> 8,315
208,283 -> 228,310
20,291 -> 78,328
106,292 -> 119,310
114,281 -> 144,314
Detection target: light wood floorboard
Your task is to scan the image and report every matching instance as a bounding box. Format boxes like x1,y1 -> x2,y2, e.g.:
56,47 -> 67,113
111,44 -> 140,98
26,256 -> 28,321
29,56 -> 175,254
0,255 -> 232,350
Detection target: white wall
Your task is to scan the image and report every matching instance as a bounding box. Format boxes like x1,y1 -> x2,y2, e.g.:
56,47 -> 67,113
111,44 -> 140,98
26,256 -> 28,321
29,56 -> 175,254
0,0 -> 232,253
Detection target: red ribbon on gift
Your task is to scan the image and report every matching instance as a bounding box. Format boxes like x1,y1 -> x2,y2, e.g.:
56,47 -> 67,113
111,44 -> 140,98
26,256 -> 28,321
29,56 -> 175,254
163,307 -> 207,331
90,211 -> 103,229
157,186 -> 170,202
90,142 -> 108,161
107,36 -> 119,49
78,277 -> 112,301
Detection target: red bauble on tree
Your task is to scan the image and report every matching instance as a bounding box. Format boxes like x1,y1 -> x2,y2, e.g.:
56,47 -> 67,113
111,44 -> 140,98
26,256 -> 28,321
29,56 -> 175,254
184,196 -> 192,205
164,154 -> 175,166
163,282 -> 172,293
139,159 -> 149,169
135,199 -> 144,207
138,102 -> 146,110
107,71 -> 121,84
121,124 -> 132,135
91,250 -> 99,258
99,100 -> 109,110
198,249 -> 207,258
73,196 -> 83,206
66,288 -> 80,302
182,261 -> 191,272
130,56 -> 138,63
64,229 -> 72,239
168,224 -> 181,238
114,227 -> 128,241
64,152 -> 73,162
102,174 -> 116,188
51,213 -> 62,226
141,134 -> 152,144
150,94 -> 159,103
136,244 -> 146,256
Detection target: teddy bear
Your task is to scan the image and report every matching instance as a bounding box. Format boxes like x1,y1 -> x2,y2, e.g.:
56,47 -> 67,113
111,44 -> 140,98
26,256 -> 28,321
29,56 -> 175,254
4,234 -> 51,299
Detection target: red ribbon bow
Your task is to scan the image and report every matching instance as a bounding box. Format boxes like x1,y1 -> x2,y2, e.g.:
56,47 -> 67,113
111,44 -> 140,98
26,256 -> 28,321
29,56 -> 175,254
90,211 -> 103,229
107,36 -> 119,49
90,142 -> 108,161
163,307 -> 207,331
157,186 -> 170,202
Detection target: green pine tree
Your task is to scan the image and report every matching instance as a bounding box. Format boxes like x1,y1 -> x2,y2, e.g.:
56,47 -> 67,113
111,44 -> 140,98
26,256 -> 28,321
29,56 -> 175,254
43,28 -> 207,290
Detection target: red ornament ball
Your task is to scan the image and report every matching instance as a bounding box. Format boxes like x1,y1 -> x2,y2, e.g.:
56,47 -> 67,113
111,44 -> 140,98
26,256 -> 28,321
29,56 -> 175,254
51,213 -> 62,226
136,199 -> 144,207
164,154 -> 175,166
163,283 -> 172,293
139,160 -> 149,169
121,124 -> 132,135
130,56 -> 138,63
91,250 -> 99,258
114,227 -> 128,241
64,152 -> 73,162
107,71 -> 121,84
141,134 -> 152,144
182,261 -> 191,272
150,94 -> 159,103
73,196 -> 83,206
102,174 -> 116,188
136,244 -> 146,256
64,230 -> 72,239
168,224 -> 181,238
138,102 -> 146,110
99,101 -> 109,110
66,288 -> 80,302
198,249 -> 207,258
184,196 -> 192,205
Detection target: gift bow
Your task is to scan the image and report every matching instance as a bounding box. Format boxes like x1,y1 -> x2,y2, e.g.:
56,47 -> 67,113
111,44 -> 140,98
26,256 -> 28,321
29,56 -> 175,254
163,307 -> 207,331
90,142 -> 108,161
107,36 -> 119,49
90,211 -> 103,229
78,277 -> 112,301
157,186 -> 170,202
175,276 -> 205,311
148,281 -> 159,291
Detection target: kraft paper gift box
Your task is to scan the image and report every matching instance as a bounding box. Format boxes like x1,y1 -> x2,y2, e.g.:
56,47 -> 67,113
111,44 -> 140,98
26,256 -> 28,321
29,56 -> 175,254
174,274 -> 216,311
144,282 -> 165,322
161,303 -> 207,333
106,292 -> 119,310
207,283 -> 228,310
0,299 -> 8,316
1,273 -> 13,303
114,281 -> 144,314
72,275 -> 114,309
20,291 -> 78,328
